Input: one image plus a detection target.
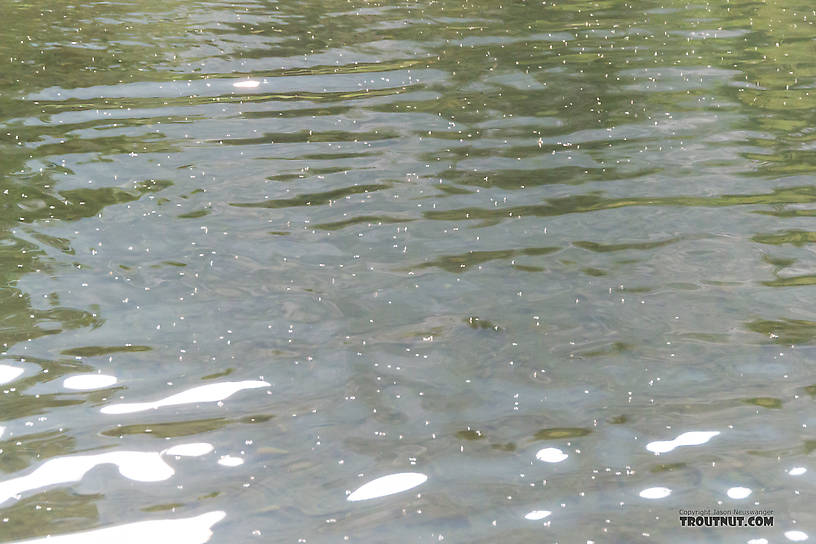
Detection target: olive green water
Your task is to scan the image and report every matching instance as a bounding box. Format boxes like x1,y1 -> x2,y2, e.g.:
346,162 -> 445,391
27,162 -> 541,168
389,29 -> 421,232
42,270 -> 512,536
1,0 -> 815,542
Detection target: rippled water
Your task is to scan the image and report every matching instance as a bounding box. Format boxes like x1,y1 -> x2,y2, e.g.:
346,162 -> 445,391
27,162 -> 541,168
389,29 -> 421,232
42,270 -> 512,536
2,0 -> 816,542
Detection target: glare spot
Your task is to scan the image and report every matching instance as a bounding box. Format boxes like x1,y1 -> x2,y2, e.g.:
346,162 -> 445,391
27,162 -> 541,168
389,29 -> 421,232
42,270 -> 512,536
639,487 -> 671,499
12,511 -> 225,544
347,473 -> 427,501
217,455 -> 244,467
524,510 -> 551,520
63,374 -> 118,390
727,487 -> 751,499
535,447 -> 568,463
0,451 -> 172,505
101,380 -> 270,414
0,441 -> 218,506
164,443 -> 214,457
646,431 -> 720,454
0,365 -> 24,385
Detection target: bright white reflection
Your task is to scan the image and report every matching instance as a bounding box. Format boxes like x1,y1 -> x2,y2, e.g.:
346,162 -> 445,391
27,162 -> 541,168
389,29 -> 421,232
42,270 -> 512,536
347,473 -> 428,502
0,426 -> 5,439
524,510 -> 551,521
101,380 -> 270,414
11,511 -> 225,544
727,487 -> 751,499
217,455 -> 244,467
639,487 -> 671,499
0,364 -> 24,385
785,531 -> 809,542
789,467 -> 807,476
233,80 -> 260,88
0,452 -> 171,505
535,447 -> 568,463
646,431 -> 720,454
164,443 -> 214,457
0,443 -> 212,505
63,374 -> 117,390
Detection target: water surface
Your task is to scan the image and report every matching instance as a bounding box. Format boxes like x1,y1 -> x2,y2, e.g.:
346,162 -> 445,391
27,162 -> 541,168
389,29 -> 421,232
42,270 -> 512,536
1,0 -> 815,542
